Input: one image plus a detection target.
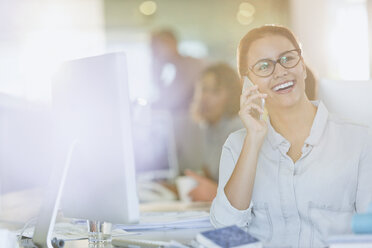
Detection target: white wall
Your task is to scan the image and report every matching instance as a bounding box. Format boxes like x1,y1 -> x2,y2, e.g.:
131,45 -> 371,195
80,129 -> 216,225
368,0 -> 372,77
0,0 -> 106,103
289,0 -> 329,78
0,0 -> 106,195
290,0 -> 370,80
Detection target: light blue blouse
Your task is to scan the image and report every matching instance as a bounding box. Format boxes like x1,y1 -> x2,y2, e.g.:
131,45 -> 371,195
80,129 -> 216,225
210,101 -> 372,248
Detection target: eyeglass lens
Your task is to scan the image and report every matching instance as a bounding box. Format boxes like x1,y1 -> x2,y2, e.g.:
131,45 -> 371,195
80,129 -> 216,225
252,50 -> 300,77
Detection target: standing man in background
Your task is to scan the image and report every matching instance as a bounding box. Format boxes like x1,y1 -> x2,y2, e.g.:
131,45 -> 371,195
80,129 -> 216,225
151,29 -> 205,113
150,29 -> 206,173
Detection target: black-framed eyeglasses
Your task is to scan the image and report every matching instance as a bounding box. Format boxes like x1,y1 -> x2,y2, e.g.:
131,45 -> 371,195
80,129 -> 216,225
249,49 -> 302,78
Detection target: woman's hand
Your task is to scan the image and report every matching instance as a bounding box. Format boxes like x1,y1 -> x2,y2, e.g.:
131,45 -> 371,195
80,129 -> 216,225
239,85 -> 268,145
185,170 -> 217,202
223,85 -> 267,210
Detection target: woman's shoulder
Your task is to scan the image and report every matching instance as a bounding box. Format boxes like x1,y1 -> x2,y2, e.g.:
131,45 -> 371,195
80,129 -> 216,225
327,113 -> 371,150
327,113 -> 370,136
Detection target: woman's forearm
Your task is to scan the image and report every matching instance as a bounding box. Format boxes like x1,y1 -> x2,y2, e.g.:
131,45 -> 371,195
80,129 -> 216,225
224,136 -> 261,210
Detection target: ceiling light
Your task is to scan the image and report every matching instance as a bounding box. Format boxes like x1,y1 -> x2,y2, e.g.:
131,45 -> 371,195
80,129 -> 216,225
139,1 -> 157,16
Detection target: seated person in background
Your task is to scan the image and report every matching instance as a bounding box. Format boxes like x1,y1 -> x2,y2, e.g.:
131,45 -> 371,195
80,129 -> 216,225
186,63 -> 243,202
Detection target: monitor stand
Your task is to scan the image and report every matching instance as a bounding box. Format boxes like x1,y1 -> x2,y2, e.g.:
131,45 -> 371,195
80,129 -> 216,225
30,141 -> 79,248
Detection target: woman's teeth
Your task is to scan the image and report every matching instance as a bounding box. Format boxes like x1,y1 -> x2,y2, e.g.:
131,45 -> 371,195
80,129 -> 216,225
273,81 -> 294,92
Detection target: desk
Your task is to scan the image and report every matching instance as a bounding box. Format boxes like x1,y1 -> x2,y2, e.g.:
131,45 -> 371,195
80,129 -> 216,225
0,189 -> 213,247
1,199 -> 212,248
10,216 -> 212,248
61,202 -> 213,248
63,228 -> 212,248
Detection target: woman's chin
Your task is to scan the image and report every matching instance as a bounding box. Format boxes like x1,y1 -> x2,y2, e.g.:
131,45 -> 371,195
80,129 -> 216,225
270,94 -> 304,110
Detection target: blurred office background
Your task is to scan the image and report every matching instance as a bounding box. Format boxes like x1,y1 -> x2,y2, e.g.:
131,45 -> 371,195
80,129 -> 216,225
0,0 -> 371,194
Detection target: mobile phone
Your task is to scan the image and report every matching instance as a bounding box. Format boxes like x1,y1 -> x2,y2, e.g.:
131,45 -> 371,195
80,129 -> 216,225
243,76 -> 265,120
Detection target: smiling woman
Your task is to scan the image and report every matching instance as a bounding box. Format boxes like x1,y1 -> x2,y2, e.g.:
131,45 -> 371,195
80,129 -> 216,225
210,25 -> 372,248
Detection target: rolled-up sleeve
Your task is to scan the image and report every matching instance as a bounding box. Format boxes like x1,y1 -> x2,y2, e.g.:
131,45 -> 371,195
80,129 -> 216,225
210,135 -> 253,228
356,133 -> 372,212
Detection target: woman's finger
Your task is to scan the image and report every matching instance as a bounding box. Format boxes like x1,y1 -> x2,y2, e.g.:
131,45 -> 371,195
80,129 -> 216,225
241,85 -> 259,98
244,93 -> 267,105
241,89 -> 266,102
240,87 -> 261,108
240,93 -> 267,110
242,102 -> 264,114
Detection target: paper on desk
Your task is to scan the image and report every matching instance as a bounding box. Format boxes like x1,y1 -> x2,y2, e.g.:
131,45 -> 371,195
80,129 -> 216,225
18,222 -> 138,241
115,211 -> 212,231
0,229 -> 19,248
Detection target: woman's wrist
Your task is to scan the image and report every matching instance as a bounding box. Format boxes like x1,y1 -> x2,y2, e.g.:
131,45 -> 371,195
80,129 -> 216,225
243,136 -> 262,156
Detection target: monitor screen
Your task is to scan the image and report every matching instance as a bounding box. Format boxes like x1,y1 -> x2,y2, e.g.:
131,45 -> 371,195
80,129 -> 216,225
44,52 -> 139,225
131,107 -> 179,181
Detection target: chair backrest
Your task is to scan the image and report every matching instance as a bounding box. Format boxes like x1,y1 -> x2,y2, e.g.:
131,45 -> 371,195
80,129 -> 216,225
318,79 -> 372,130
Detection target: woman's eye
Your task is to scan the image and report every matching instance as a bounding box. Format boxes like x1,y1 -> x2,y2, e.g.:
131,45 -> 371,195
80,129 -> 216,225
258,63 -> 269,71
281,56 -> 294,63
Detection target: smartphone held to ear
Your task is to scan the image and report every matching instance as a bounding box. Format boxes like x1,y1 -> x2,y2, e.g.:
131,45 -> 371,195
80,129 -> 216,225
243,76 -> 266,121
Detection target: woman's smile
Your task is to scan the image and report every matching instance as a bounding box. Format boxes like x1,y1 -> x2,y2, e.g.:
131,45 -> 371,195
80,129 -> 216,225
271,79 -> 296,94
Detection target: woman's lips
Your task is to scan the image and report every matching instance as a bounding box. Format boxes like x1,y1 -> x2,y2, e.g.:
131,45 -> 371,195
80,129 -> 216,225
271,80 -> 295,94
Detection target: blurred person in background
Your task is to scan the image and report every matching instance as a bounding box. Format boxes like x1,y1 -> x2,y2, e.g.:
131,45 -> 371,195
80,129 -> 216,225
185,63 -> 243,202
151,29 -> 205,113
150,29 -> 206,174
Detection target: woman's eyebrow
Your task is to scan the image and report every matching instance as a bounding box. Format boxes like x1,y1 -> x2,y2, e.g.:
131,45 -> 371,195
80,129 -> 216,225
251,57 -> 272,67
252,49 -> 297,65
256,58 -> 272,62
253,54 -> 280,64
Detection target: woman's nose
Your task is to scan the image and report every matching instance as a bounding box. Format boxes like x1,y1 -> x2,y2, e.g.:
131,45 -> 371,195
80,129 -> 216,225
272,63 -> 288,79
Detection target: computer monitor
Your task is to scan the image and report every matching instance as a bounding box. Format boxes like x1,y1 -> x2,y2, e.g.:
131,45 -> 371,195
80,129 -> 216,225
132,107 -> 179,181
31,52 -> 139,248
318,79 -> 372,129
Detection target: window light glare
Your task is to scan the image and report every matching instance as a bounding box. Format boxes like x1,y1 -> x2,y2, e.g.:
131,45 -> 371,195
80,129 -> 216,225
136,97 -> 148,106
